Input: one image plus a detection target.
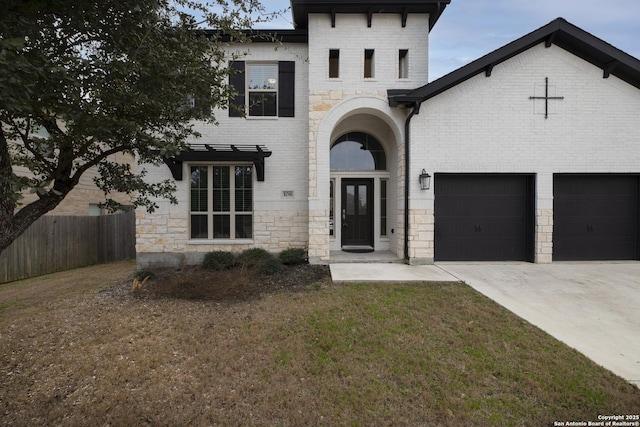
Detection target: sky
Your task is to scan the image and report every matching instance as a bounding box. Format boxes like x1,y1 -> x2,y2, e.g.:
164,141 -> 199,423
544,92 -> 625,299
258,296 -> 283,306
254,0 -> 640,81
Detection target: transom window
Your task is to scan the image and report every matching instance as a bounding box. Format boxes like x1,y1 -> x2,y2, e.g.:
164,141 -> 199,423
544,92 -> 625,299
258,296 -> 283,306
330,132 -> 386,171
190,165 -> 253,240
247,64 -> 278,117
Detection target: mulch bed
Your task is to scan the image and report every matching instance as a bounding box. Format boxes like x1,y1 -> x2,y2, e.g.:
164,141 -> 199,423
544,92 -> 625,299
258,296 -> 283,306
116,263 -> 331,302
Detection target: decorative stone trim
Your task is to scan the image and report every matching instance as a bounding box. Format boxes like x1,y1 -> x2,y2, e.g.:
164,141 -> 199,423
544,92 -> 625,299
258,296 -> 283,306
536,209 -> 553,263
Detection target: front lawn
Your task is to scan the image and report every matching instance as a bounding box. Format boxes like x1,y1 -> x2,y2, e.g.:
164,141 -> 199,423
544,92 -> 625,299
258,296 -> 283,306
0,262 -> 638,426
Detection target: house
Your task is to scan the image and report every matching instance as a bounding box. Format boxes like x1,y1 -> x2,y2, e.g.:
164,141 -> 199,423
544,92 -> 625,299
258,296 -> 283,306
136,0 -> 640,267
14,153 -> 134,217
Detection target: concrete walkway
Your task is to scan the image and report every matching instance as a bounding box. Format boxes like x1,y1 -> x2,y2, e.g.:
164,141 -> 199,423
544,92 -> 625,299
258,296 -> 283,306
329,261 -> 640,388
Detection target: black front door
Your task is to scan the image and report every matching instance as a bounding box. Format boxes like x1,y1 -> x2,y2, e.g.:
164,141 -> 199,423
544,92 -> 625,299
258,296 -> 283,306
341,179 -> 374,247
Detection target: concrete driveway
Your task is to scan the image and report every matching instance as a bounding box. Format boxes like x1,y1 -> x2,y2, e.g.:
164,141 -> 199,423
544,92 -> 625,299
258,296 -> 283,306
437,262 -> 640,388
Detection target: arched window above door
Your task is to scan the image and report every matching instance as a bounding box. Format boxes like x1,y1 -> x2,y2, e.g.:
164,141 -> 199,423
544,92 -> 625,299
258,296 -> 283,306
330,132 -> 386,171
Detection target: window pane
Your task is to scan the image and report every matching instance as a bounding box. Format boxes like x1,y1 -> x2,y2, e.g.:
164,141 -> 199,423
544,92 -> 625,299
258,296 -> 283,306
358,185 -> 367,215
380,179 -> 387,236
329,180 -> 334,236
235,214 -> 253,239
190,166 -> 208,212
235,166 -> 253,212
213,166 -> 230,212
213,215 -> 230,238
364,49 -> 374,78
248,64 -> 278,90
346,185 -> 355,215
191,215 -> 208,239
329,49 -> 339,78
331,132 -> 386,171
249,93 -> 277,116
399,49 -> 409,79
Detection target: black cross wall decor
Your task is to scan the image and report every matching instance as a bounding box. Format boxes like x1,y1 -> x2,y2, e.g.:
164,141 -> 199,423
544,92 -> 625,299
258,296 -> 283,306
529,77 -> 564,119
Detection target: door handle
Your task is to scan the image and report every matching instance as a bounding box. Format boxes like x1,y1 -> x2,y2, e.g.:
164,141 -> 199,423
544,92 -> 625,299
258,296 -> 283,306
342,209 -> 346,220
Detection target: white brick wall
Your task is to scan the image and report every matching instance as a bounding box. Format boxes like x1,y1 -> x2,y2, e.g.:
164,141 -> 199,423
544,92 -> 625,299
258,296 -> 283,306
137,42 -> 312,264
409,43 -> 640,262
308,13 -> 430,92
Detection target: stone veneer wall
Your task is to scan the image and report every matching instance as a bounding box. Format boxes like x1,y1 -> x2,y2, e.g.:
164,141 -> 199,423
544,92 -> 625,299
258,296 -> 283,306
136,209 -> 308,268
407,209 -> 434,264
536,209 -> 553,264
307,89 -> 391,264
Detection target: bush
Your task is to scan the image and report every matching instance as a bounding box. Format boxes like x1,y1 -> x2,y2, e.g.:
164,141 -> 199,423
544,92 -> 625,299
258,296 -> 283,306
259,257 -> 284,275
279,248 -> 307,265
236,248 -> 272,267
202,251 -> 236,271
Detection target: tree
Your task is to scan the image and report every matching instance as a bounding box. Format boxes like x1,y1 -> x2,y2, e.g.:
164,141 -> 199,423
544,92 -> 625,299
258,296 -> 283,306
0,0 -> 277,253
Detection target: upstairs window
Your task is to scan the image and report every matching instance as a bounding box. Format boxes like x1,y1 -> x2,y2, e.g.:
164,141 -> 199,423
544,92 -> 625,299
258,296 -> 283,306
364,49 -> 375,78
399,49 -> 409,79
229,61 -> 295,118
248,64 -> 278,116
329,49 -> 340,78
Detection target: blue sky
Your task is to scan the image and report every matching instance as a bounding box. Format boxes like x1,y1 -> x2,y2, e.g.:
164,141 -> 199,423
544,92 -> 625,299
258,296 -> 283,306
256,0 -> 640,81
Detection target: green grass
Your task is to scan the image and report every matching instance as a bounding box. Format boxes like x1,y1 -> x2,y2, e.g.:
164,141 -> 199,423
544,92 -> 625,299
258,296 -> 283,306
266,283 -> 639,426
1,264 -> 638,426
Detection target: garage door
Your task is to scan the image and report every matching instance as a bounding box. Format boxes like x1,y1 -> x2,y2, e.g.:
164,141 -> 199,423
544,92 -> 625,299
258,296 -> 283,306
553,175 -> 640,260
435,174 -> 535,261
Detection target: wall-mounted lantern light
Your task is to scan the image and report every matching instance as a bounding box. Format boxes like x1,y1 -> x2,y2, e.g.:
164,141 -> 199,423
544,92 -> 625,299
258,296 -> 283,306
419,169 -> 431,190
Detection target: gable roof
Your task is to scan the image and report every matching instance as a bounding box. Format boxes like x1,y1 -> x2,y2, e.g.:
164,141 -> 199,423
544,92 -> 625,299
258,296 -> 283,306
388,18 -> 640,107
290,0 -> 450,30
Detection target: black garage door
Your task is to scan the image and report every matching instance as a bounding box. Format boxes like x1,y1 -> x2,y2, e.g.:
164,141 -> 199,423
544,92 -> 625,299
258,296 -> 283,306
553,175 -> 640,260
435,174 -> 535,261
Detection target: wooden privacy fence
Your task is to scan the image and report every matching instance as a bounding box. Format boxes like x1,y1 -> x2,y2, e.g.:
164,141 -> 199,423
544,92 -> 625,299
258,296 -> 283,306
0,211 -> 135,284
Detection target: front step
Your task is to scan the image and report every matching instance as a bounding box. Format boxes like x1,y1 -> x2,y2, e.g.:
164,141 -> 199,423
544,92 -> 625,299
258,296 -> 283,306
329,250 -> 404,264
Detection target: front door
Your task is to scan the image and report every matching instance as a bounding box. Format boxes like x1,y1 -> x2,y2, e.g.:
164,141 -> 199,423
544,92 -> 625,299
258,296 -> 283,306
341,179 -> 374,248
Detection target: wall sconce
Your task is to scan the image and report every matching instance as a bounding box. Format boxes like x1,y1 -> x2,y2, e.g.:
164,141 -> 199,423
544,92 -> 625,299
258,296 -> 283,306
419,169 -> 431,190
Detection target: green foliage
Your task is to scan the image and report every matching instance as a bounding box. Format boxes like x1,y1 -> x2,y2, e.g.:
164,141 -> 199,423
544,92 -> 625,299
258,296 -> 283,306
279,248 -> 307,265
258,257 -> 284,275
236,248 -> 272,267
0,0 -> 280,253
202,251 -> 236,271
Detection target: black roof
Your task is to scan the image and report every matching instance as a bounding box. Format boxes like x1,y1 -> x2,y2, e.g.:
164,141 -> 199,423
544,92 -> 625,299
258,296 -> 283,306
388,18 -> 640,107
207,29 -> 308,44
290,0 -> 451,30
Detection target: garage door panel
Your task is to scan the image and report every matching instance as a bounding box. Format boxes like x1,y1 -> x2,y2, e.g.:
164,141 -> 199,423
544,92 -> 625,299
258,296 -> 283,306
435,174 -> 535,262
553,175 -> 639,261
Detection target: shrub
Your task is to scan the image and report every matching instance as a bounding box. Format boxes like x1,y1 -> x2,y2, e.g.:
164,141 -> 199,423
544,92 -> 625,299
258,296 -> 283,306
279,248 -> 307,265
202,251 -> 236,271
259,257 -> 284,275
236,248 -> 272,267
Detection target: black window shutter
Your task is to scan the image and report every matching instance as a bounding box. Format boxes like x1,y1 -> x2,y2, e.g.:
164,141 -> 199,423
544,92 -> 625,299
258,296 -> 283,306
229,61 -> 245,117
278,61 -> 295,117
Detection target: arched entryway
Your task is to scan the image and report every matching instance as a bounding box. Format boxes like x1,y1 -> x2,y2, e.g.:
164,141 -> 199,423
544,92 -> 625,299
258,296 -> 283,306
330,130 -> 392,253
